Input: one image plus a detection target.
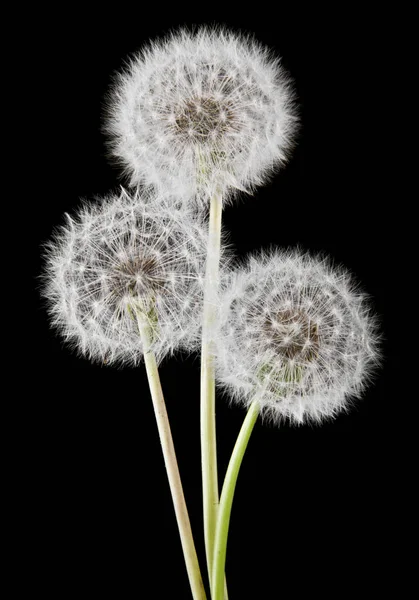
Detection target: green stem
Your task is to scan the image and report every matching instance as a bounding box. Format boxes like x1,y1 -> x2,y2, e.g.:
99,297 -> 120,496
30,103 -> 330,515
201,192 -> 223,593
137,313 -> 207,600
212,402 -> 260,600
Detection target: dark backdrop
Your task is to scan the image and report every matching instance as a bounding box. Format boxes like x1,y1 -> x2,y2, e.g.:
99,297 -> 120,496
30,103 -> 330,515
27,5 -> 403,599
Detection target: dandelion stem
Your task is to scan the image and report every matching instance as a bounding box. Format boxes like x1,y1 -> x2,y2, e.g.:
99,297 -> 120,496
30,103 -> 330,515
137,313 -> 207,600
212,402 -> 259,600
201,191 -> 223,592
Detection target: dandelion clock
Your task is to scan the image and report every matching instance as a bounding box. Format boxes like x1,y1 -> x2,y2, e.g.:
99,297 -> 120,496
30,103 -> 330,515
42,187 -> 229,600
105,26 -> 297,206
42,187 -> 212,366
215,249 -> 381,424
210,248 -> 381,599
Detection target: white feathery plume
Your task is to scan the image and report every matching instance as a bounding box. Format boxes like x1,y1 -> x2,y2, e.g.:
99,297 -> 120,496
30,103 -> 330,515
214,249 -> 381,424
105,26 -> 297,206
42,187 -> 219,366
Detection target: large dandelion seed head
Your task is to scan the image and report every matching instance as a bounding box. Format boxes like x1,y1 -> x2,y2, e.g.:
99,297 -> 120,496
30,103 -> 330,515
105,26 -> 298,206
215,249 -> 381,424
42,188 -> 215,366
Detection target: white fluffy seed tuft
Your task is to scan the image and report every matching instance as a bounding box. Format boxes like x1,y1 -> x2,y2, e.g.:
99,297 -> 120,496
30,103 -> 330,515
42,187 -> 224,366
105,26 -> 298,206
215,249 -> 381,424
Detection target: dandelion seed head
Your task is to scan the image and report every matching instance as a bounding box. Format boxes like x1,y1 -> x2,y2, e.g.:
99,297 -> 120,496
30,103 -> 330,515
105,26 -> 298,206
215,249 -> 381,425
41,188 -> 218,366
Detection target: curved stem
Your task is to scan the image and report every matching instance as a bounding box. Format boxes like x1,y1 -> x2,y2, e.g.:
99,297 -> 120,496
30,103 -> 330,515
212,402 -> 259,600
137,314 -> 207,600
200,192 -> 223,592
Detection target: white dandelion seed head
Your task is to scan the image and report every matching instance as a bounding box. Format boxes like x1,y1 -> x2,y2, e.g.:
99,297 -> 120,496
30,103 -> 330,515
215,249 -> 381,425
105,26 -> 298,206
42,187 -> 219,366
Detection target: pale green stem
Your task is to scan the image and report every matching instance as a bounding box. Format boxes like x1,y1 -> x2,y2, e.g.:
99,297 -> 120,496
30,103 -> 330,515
137,313 -> 207,600
212,402 -> 260,600
200,192 -> 224,594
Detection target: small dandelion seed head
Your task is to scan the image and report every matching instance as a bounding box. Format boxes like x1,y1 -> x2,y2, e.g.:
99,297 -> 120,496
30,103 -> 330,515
41,187 -> 225,366
215,249 -> 382,425
104,26 -> 298,207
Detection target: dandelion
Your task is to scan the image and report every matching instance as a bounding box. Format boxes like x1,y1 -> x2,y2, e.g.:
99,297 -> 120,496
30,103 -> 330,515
105,26 -> 297,205
211,248 -> 381,599
42,187 -> 212,366
42,186 -> 215,599
106,29 -> 297,585
215,248 -> 381,424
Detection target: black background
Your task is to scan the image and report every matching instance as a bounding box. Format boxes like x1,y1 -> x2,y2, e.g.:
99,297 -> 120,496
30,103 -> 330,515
27,5 -> 405,599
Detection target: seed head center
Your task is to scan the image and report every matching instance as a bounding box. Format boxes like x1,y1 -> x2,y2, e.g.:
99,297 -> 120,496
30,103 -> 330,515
264,308 -> 320,362
174,96 -> 235,141
110,255 -> 166,300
